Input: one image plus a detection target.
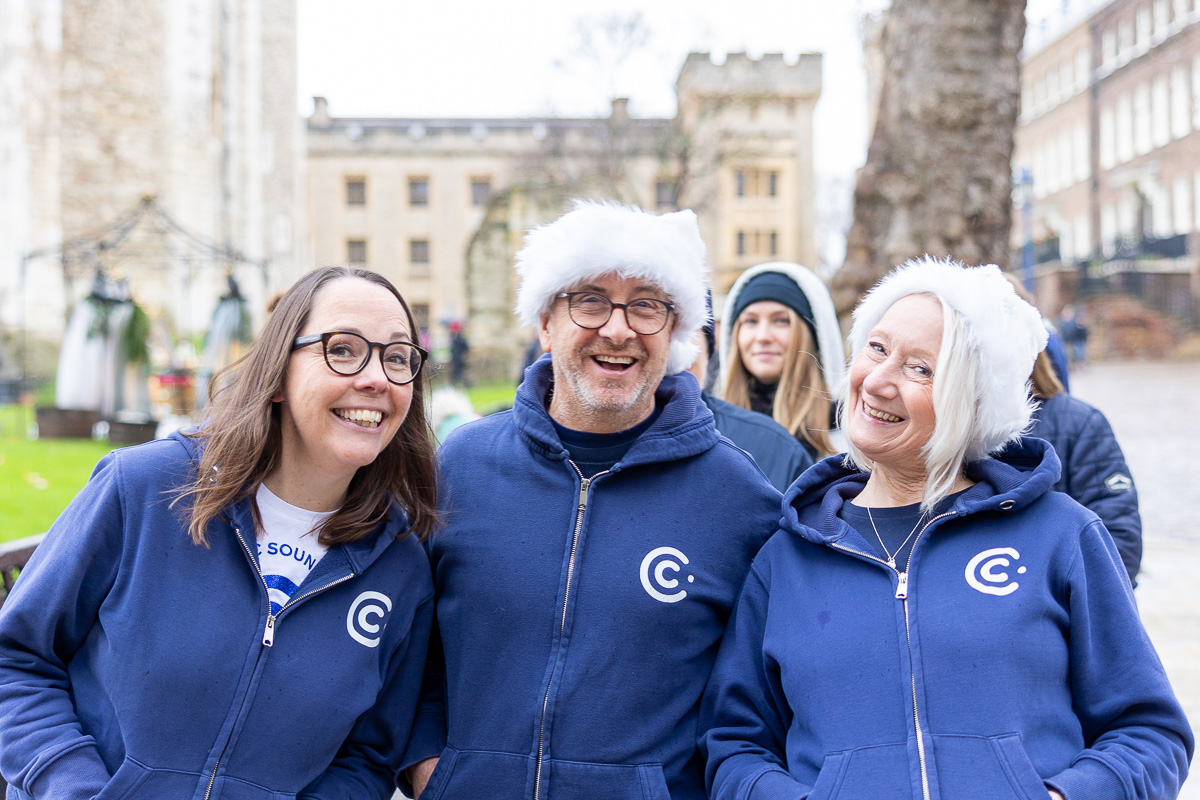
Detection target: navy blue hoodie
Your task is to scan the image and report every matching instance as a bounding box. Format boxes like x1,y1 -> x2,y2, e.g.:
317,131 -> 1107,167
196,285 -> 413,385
0,432 -> 433,800
701,438 -> 1192,800
409,360 -> 781,800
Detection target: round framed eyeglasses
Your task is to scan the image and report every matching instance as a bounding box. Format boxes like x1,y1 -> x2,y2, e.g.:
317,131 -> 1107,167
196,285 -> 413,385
291,331 -> 427,386
555,292 -> 674,335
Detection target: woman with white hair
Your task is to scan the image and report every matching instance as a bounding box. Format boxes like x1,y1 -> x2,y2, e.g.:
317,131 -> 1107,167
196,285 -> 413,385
700,257 -> 1192,800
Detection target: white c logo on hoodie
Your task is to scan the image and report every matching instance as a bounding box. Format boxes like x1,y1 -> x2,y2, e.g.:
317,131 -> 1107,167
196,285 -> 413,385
640,547 -> 693,603
965,547 -> 1026,596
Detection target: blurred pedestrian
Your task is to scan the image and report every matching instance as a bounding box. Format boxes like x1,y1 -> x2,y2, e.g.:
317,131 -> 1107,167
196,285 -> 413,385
0,267 -> 439,800
1011,347 -> 1142,584
701,258 -> 1192,800
1059,304 -> 1089,364
448,320 -> 470,386
719,262 -> 845,461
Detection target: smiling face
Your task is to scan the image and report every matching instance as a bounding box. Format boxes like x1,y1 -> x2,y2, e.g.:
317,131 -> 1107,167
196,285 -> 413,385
735,300 -> 794,384
846,293 -> 943,478
273,277 -> 414,505
538,272 -> 673,433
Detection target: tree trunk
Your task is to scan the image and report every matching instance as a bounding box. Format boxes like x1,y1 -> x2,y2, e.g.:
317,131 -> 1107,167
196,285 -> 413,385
834,0 -> 1028,314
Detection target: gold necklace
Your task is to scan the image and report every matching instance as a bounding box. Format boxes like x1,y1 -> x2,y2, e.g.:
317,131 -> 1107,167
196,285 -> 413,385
865,504 -> 925,570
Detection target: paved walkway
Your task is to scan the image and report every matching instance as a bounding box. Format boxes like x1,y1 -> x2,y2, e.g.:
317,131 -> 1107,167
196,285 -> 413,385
1070,359 -> 1199,799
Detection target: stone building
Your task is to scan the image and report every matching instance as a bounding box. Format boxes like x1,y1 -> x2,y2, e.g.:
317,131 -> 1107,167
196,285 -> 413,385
0,0 -> 303,372
1014,0 -> 1200,333
306,51 -> 822,378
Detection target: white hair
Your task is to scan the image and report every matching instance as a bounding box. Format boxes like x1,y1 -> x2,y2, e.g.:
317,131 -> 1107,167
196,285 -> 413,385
514,200 -> 710,375
839,256 -> 1047,511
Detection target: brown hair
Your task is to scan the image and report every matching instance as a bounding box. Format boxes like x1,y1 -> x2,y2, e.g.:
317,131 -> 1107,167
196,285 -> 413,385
176,266 -> 439,547
1030,349 -> 1065,400
722,307 -> 835,457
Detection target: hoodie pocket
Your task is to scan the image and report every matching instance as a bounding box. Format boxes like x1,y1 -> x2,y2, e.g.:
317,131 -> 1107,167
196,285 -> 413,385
546,758 -> 670,800
806,743 -> 908,800
93,758 -> 151,800
419,747 -> 528,800
931,734 -> 1049,800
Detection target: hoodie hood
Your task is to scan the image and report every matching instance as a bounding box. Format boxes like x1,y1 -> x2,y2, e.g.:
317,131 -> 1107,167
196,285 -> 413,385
512,356 -> 719,469
166,430 -> 410,567
780,437 -> 1062,547
719,262 -> 845,396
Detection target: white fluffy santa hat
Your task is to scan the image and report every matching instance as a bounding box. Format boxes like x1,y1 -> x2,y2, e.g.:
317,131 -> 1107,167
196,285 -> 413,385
515,200 -> 711,376
848,256 -> 1048,460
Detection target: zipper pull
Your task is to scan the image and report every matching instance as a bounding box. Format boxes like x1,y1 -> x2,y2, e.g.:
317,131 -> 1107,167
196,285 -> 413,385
895,571 -> 909,600
578,478 -> 591,509
263,614 -> 276,647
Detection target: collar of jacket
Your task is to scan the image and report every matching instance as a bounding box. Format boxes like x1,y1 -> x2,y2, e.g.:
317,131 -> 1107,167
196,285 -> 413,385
170,430 -> 408,571
512,356 -> 719,470
779,436 -> 1063,546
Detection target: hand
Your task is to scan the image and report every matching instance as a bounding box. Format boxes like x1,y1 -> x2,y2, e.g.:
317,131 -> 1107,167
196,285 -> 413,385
409,757 -> 439,798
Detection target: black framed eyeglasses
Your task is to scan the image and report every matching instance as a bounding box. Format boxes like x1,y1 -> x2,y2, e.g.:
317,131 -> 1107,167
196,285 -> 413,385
291,331 -> 427,386
555,292 -> 674,335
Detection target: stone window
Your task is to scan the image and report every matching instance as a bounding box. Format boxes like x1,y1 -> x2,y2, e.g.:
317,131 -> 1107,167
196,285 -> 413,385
769,231 -> 778,257
346,177 -> 366,206
735,170 -> 746,198
347,239 -> 367,265
736,230 -> 746,256
410,239 -> 430,272
1171,64 -> 1190,139
1102,29 -> 1117,70
409,177 -> 429,207
1136,7 -> 1152,51
470,178 -> 491,207
655,180 -> 677,209
411,303 -> 431,334
768,171 -> 778,198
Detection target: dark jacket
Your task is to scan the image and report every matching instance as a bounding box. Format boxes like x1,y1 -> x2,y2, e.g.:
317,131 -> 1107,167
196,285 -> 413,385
0,432 -> 433,800
702,392 -> 813,492
701,439 -> 1191,800
1025,391 -> 1141,584
409,359 -> 781,800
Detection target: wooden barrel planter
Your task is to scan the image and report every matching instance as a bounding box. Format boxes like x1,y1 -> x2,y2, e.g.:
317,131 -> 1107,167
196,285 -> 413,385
107,419 -> 158,445
34,407 -> 100,439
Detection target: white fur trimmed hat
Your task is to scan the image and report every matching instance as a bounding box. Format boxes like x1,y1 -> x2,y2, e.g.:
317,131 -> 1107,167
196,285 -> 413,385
515,200 -> 711,375
849,256 -> 1048,459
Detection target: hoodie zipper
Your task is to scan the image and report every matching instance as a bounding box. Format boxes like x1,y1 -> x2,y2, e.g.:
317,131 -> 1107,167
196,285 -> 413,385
534,464 -> 607,800
200,525 -> 356,800
831,510 -> 954,800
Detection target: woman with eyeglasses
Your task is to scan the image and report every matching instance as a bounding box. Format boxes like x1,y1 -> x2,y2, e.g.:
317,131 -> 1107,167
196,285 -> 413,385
0,267 -> 439,800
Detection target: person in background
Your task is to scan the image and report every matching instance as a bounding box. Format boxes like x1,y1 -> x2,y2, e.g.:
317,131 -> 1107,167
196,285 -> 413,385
405,201 -> 781,800
0,266 -> 439,800
1012,347 -> 1142,585
1000,276 -> 1138,583
689,299 -> 812,492
448,320 -> 470,386
719,262 -> 846,461
701,257 -> 1191,800
1059,303 -> 1089,364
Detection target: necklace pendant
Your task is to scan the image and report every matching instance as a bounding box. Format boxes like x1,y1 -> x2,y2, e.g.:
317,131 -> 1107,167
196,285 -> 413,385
886,558 -> 896,569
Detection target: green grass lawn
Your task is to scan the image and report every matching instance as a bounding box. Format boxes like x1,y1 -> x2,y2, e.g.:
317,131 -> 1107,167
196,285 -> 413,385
465,382 -> 518,415
0,382 -> 518,544
0,406 -> 118,543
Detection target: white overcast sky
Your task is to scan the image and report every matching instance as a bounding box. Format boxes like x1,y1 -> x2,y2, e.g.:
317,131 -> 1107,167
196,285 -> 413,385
296,0 -> 1083,264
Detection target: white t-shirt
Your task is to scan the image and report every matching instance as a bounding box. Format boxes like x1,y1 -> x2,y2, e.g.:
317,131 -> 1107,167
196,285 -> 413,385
255,484 -> 333,615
